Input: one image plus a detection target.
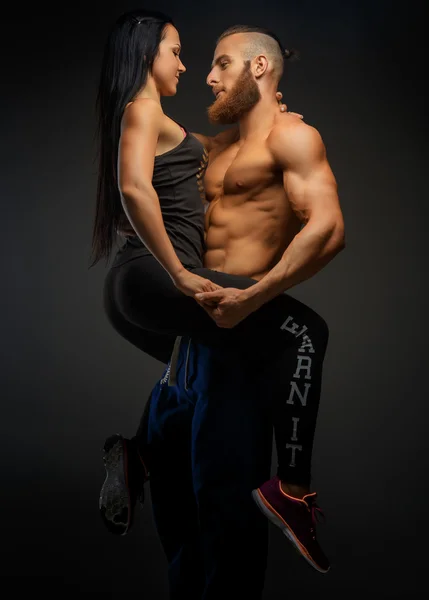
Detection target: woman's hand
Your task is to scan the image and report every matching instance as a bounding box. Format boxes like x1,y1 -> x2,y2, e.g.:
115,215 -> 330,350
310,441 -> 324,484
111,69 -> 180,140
275,91 -> 303,118
173,269 -> 222,298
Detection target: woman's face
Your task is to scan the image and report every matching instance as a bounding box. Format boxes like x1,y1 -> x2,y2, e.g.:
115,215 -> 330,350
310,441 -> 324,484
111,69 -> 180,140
152,24 -> 186,96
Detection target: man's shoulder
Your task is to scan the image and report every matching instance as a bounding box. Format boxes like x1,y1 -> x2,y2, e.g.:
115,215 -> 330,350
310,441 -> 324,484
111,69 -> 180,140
267,116 -> 323,164
268,114 -> 320,146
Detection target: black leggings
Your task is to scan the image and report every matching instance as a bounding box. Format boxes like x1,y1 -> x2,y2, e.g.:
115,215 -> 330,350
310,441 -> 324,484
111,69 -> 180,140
104,253 -> 329,485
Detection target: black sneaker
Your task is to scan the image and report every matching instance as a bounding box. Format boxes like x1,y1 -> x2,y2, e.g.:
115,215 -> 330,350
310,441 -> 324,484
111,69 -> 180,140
99,434 -> 149,535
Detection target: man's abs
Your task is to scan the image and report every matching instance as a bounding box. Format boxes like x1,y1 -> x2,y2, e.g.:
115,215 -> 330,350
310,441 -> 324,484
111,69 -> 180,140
204,194 -> 300,280
203,140 -> 301,281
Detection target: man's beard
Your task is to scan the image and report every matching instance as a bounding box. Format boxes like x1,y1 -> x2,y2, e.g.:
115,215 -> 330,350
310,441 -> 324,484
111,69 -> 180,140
207,61 -> 261,125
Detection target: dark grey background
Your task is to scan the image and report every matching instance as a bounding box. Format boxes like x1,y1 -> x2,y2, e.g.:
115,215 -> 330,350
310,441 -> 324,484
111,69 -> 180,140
2,0 -> 427,596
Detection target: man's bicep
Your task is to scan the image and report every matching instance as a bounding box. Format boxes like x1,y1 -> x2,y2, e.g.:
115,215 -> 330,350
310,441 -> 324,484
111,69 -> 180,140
283,161 -> 340,224
273,124 -> 340,223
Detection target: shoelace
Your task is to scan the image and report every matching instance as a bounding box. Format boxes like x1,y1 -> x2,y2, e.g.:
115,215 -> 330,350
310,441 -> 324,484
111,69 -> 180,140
312,505 -> 326,525
307,503 -> 326,540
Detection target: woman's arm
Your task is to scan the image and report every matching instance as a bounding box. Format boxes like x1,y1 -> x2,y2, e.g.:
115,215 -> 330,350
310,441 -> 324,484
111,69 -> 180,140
118,98 -> 185,280
117,99 -> 221,297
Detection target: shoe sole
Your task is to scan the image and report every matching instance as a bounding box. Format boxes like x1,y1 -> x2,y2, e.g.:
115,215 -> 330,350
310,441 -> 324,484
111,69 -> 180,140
251,488 -> 330,574
99,434 -> 132,535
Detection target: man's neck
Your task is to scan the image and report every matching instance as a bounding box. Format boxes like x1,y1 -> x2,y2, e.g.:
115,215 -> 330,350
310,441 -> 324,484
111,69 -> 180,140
237,95 -> 280,141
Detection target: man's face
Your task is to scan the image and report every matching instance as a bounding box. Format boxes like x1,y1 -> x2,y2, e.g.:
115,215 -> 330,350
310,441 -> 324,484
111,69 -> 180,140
206,34 -> 261,124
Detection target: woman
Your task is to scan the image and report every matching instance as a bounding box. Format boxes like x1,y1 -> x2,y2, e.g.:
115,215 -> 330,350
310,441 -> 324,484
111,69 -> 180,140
91,9 -> 330,591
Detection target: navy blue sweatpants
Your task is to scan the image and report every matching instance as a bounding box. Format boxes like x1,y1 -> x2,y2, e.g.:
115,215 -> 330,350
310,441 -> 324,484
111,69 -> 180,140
146,336 -> 273,600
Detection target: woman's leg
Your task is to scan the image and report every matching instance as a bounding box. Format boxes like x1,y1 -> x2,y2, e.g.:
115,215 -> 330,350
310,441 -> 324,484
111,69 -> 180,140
105,254 -> 329,490
103,275 -> 176,364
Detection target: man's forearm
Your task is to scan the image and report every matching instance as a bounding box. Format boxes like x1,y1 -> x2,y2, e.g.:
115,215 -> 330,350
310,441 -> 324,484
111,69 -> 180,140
243,222 -> 345,310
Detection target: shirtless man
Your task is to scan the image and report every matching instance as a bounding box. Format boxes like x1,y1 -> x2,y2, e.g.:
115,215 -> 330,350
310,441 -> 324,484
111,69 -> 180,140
103,25 -> 343,599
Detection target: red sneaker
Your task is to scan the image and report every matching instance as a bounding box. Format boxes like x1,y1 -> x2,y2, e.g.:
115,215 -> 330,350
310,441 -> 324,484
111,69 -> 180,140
252,476 -> 330,573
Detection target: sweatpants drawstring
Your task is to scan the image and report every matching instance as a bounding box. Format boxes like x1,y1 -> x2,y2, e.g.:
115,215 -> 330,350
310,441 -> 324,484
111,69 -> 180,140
167,336 -> 192,389
168,336 -> 182,386
184,338 -> 192,391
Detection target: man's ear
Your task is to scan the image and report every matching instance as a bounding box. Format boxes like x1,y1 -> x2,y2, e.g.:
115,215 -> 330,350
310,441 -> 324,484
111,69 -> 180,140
253,55 -> 269,78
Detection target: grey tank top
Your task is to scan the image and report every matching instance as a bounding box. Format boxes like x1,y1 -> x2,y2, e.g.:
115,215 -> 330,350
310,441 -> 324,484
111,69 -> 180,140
113,123 -> 208,269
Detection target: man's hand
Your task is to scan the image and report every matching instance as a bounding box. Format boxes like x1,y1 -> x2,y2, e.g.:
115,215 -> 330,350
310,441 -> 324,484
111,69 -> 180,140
195,288 -> 256,328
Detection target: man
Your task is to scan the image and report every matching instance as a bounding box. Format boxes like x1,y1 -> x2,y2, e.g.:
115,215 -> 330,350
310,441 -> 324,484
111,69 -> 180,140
101,25 -> 344,599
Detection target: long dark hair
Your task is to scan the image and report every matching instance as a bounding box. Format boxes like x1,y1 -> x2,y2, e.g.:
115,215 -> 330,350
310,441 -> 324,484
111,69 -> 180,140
89,9 -> 174,268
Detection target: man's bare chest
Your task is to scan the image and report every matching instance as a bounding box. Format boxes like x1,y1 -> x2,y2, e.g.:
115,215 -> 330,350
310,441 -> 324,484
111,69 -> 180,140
204,140 -> 278,200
